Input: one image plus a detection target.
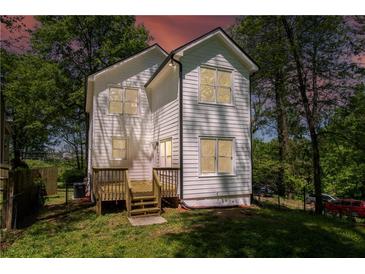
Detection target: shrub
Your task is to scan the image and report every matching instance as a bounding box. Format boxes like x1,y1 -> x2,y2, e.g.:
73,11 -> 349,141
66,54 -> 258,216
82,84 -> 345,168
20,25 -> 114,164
62,168 -> 85,184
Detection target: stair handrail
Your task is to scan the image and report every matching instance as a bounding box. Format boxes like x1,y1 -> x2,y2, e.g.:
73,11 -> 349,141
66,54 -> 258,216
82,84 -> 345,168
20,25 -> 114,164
153,170 -> 162,209
125,170 -> 133,216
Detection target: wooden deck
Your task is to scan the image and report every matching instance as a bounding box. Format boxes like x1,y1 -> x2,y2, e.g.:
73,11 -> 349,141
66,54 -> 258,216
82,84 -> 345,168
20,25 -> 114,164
99,180 -> 176,200
93,167 -> 179,215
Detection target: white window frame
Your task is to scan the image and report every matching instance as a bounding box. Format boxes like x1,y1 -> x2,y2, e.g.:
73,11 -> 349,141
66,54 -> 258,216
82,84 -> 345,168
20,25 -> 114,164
111,137 -> 128,160
198,136 -> 236,177
198,65 -> 234,106
159,138 -> 172,167
108,85 -> 140,116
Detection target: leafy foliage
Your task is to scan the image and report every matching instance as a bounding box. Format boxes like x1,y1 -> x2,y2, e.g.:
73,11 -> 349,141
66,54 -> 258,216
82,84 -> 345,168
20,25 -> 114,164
62,168 -> 85,184
2,51 -> 67,163
321,86 -> 365,198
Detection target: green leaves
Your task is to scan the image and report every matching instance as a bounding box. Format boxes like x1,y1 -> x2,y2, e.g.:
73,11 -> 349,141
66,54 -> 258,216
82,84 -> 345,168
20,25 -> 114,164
320,86 -> 365,198
31,16 -> 150,78
2,51 -> 67,152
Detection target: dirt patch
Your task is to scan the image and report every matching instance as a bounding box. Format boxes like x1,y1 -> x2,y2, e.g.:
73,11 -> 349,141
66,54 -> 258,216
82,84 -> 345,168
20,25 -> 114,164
212,207 -> 257,220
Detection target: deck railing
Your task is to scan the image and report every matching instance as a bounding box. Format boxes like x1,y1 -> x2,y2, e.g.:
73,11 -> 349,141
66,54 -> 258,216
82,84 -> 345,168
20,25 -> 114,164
152,170 -> 162,209
125,170 -> 132,217
93,167 -> 128,214
153,167 -> 179,198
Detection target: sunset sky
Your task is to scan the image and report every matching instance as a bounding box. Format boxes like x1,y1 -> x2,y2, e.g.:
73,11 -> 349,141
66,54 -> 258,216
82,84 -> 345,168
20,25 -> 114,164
136,16 -> 236,51
2,16 -> 237,52
2,16 -> 364,65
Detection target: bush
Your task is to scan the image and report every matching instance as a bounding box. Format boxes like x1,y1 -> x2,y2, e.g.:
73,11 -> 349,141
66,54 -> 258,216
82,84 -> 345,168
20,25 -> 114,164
62,169 -> 85,184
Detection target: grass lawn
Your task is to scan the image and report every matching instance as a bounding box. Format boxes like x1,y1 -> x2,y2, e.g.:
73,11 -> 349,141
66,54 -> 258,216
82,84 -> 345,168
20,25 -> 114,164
1,190 -> 364,258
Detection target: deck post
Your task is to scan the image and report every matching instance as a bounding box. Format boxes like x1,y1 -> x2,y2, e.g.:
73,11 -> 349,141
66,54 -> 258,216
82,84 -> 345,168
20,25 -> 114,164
96,198 -> 102,215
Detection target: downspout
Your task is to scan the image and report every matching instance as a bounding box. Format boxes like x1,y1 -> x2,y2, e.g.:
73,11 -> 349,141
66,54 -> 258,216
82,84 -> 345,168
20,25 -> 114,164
171,54 -> 184,201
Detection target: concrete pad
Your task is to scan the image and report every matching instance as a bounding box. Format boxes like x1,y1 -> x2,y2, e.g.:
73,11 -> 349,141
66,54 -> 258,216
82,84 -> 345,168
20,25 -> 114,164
128,216 -> 167,226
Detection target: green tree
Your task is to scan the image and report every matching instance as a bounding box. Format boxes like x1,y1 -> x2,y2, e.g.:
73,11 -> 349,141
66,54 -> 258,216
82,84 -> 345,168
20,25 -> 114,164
281,16 -> 361,213
2,52 -> 67,167
321,85 -> 365,198
231,16 -> 301,196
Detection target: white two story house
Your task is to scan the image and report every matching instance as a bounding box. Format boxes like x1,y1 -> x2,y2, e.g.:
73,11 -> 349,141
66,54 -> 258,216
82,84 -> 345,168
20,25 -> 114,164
85,28 -> 258,212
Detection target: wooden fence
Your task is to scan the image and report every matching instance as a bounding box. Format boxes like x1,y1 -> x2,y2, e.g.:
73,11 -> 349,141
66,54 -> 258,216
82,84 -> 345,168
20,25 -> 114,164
34,167 -> 58,195
0,164 -> 10,229
0,166 -> 58,229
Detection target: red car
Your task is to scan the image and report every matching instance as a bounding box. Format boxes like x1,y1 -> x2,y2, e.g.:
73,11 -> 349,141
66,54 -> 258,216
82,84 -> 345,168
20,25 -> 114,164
325,199 -> 365,218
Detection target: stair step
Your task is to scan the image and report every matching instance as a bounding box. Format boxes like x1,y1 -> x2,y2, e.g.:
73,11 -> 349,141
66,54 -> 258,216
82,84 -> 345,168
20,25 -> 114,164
132,195 -> 157,201
130,207 -> 160,215
132,201 -> 158,207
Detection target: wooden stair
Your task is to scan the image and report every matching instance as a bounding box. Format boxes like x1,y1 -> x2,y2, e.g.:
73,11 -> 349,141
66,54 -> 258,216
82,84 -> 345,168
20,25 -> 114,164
130,195 -> 160,217
126,170 -> 162,218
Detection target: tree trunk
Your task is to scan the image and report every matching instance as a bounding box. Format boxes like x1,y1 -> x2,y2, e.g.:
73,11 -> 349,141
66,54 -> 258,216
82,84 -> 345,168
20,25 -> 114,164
274,71 -> 289,196
281,16 -> 323,214
74,144 -> 80,170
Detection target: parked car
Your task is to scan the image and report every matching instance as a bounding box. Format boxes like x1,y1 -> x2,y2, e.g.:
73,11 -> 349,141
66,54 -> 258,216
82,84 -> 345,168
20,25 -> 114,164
325,199 -> 365,218
305,193 -> 337,204
255,186 -> 275,197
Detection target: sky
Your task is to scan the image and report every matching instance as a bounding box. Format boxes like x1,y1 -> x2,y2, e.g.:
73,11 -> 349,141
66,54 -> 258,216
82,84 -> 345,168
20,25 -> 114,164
136,16 -> 236,51
1,16 -> 237,52
3,15 -> 364,65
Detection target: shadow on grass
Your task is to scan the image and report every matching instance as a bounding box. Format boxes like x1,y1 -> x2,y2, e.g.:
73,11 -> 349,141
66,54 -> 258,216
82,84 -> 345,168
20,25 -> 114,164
161,207 -> 365,258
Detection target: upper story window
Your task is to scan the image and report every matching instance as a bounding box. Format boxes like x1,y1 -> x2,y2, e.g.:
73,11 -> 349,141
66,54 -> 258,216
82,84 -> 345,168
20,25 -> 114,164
108,87 -> 139,115
199,66 -> 232,105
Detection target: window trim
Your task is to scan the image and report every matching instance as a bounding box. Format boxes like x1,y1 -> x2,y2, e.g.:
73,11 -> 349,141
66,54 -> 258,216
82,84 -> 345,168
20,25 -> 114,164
198,136 -> 236,177
107,85 -> 140,116
159,138 -> 172,167
198,65 -> 234,106
111,137 -> 128,161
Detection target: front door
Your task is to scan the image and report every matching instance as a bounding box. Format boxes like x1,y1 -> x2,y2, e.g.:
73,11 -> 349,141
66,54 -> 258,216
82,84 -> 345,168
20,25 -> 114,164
159,138 -> 172,167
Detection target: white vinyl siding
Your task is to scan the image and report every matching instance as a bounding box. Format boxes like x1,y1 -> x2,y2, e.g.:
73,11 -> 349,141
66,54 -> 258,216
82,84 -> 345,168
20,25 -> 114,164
181,36 -> 252,199
91,48 -> 166,180
149,66 -> 180,169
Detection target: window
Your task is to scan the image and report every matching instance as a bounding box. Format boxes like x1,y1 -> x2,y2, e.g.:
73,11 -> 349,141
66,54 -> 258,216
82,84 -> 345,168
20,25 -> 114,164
159,139 -> 172,167
200,137 -> 234,175
199,66 -> 232,105
112,137 -> 127,160
108,87 -> 139,115
109,87 -> 123,113
124,88 -> 138,114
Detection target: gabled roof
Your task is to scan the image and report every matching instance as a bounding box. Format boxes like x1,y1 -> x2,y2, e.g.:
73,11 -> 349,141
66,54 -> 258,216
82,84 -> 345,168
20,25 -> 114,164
145,27 -> 259,88
85,44 -> 168,112
87,43 -> 168,80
